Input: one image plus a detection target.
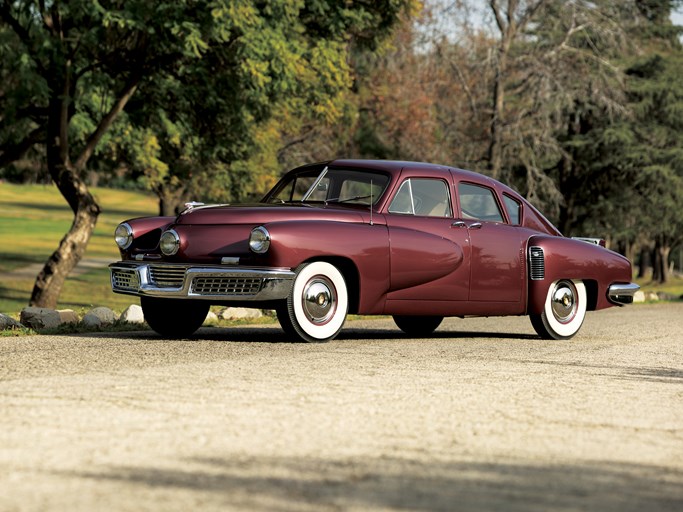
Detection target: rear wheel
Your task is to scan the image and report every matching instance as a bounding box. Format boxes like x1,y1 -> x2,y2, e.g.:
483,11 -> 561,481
141,297 -> 209,338
393,315 -> 443,336
282,261 -> 348,343
530,279 -> 587,340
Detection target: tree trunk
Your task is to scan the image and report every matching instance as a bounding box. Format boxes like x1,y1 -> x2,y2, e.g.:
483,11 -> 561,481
637,245 -> 650,279
487,57 -> 506,180
30,85 -> 102,308
654,241 -> 671,284
158,185 -> 187,216
30,203 -> 100,307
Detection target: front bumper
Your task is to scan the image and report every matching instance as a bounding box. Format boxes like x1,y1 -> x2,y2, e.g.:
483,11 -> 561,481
109,261 -> 294,301
608,282 -> 640,305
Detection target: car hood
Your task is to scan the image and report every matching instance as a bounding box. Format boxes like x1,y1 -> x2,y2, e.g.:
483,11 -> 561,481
174,203 -> 368,225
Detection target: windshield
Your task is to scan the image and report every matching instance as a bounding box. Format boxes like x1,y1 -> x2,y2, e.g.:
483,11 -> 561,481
264,168 -> 390,206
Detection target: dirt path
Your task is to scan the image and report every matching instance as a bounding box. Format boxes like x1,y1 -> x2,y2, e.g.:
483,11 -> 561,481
0,303 -> 681,511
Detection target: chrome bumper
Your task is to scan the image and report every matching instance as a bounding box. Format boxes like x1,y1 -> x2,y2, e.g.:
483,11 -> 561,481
109,262 -> 294,301
608,282 -> 640,305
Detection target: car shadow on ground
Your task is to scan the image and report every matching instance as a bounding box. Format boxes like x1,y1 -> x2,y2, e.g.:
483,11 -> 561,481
100,325 -> 540,343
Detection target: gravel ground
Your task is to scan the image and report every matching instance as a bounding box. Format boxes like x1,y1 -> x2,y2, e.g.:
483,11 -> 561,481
1,303 -> 682,511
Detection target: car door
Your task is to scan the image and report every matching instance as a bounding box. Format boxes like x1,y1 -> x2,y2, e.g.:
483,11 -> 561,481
384,176 -> 471,301
454,180 -> 525,302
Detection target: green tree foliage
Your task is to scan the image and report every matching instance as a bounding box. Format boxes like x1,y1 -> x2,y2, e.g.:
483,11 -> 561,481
0,0 -> 416,307
95,0 -> 419,214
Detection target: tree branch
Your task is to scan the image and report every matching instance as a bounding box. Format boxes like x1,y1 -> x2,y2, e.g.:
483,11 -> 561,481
73,76 -> 140,171
0,1 -> 48,75
519,0 -> 549,30
0,126 -> 45,168
0,1 -> 31,44
489,0 -> 506,34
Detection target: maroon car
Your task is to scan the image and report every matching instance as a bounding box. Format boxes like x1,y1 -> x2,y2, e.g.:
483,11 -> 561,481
110,160 -> 639,342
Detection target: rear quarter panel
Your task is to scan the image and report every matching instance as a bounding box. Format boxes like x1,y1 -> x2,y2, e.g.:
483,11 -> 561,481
528,235 -> 634,314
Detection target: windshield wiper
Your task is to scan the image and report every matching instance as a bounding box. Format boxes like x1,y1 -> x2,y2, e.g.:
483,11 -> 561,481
326,195 -> 373,205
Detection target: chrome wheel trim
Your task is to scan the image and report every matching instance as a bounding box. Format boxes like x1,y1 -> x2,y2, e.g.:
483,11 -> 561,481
550,281 -> 578,324
542,279 -> 587,339
302,276 -> 337,325
291,262 -> 348,341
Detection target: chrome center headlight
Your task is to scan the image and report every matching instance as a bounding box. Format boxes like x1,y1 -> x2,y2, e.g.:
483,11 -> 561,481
159,229 -> 180,256
249,226 -> 270,254
114,222 -> 133,249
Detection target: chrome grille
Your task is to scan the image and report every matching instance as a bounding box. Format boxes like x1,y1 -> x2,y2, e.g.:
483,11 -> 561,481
148,265 -> 186,288
529,247 -> 545,280
191,277 -> 262,296
111,269 -> 139,291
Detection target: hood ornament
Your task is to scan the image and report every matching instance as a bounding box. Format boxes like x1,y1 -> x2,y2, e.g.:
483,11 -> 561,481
182,201 -> 205,214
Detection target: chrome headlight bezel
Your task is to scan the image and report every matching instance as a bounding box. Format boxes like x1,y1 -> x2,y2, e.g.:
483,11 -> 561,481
159,229 -> 181,256
115,222 -> 133,250
249,226 -> 271,254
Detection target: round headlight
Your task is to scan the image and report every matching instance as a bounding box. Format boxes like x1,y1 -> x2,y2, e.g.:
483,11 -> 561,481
249,226 -> 270,254
160,229 -> 180,256
115,223 -> 133,249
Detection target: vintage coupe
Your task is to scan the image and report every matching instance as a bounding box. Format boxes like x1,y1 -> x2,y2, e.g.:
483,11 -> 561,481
110,159 -> 639,342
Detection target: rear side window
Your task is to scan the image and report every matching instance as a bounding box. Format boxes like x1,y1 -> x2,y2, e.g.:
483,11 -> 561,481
503,194 -> 522,225
388,178 -> 452,217
458,183 -> 504,222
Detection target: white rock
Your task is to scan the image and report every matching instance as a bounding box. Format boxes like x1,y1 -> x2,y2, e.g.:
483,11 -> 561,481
120,304 -> 145,324
632,291 -> 645,303
218,307 -> 263,320
645,292 -> 659,302
204,311 -> 218,324
57,309 -> 79,325
82,307 -> 117,327
20,307 -> 62,329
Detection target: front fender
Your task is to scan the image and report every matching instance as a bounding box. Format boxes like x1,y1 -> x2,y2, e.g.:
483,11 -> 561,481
264,220 -> 391,314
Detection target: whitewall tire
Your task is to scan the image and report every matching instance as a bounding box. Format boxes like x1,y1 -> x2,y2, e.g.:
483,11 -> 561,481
284,261 -> 348,343
530,279 -> 587,340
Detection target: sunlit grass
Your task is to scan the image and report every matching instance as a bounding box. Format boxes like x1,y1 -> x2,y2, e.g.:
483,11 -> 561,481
0,182 -> 157,313
635,273 -> 683,299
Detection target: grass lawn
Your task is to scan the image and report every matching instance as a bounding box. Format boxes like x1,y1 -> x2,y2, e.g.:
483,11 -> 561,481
0,182 -> 158,314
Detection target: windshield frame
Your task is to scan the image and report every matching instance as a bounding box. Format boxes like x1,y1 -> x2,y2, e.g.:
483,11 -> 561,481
263,166 -> 392,207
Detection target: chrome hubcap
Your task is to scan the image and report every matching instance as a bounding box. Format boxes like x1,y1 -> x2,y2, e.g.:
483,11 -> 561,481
302,277 -> 336,324
551,281 -> 577,323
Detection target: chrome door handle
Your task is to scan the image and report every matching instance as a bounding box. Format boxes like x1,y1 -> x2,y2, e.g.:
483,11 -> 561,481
451,221 -> 467,228
468,222 -> 482,229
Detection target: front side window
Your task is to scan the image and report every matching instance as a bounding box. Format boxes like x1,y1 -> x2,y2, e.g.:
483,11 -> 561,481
458,182 -> 504,222
388,178 -> 452,217
503,194 -> 522,225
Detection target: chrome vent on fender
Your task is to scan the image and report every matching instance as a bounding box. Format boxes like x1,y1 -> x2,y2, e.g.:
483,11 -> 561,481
529,247 -> 545,280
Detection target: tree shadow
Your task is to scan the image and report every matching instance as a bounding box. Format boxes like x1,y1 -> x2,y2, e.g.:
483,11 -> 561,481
61,454 -> 683,511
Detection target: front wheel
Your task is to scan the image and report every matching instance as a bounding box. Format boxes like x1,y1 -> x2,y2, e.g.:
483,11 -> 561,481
393,315 -> 443,337
282,261 -> 348,343
140,296 -> 209,338
530,279 -> 587,340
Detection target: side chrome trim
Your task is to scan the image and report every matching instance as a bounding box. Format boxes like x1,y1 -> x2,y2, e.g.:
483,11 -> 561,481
607,283 -> 640,306
109,262 -> 294,301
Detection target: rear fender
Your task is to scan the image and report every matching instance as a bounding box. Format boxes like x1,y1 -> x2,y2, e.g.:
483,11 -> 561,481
527,235 -> 633,314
